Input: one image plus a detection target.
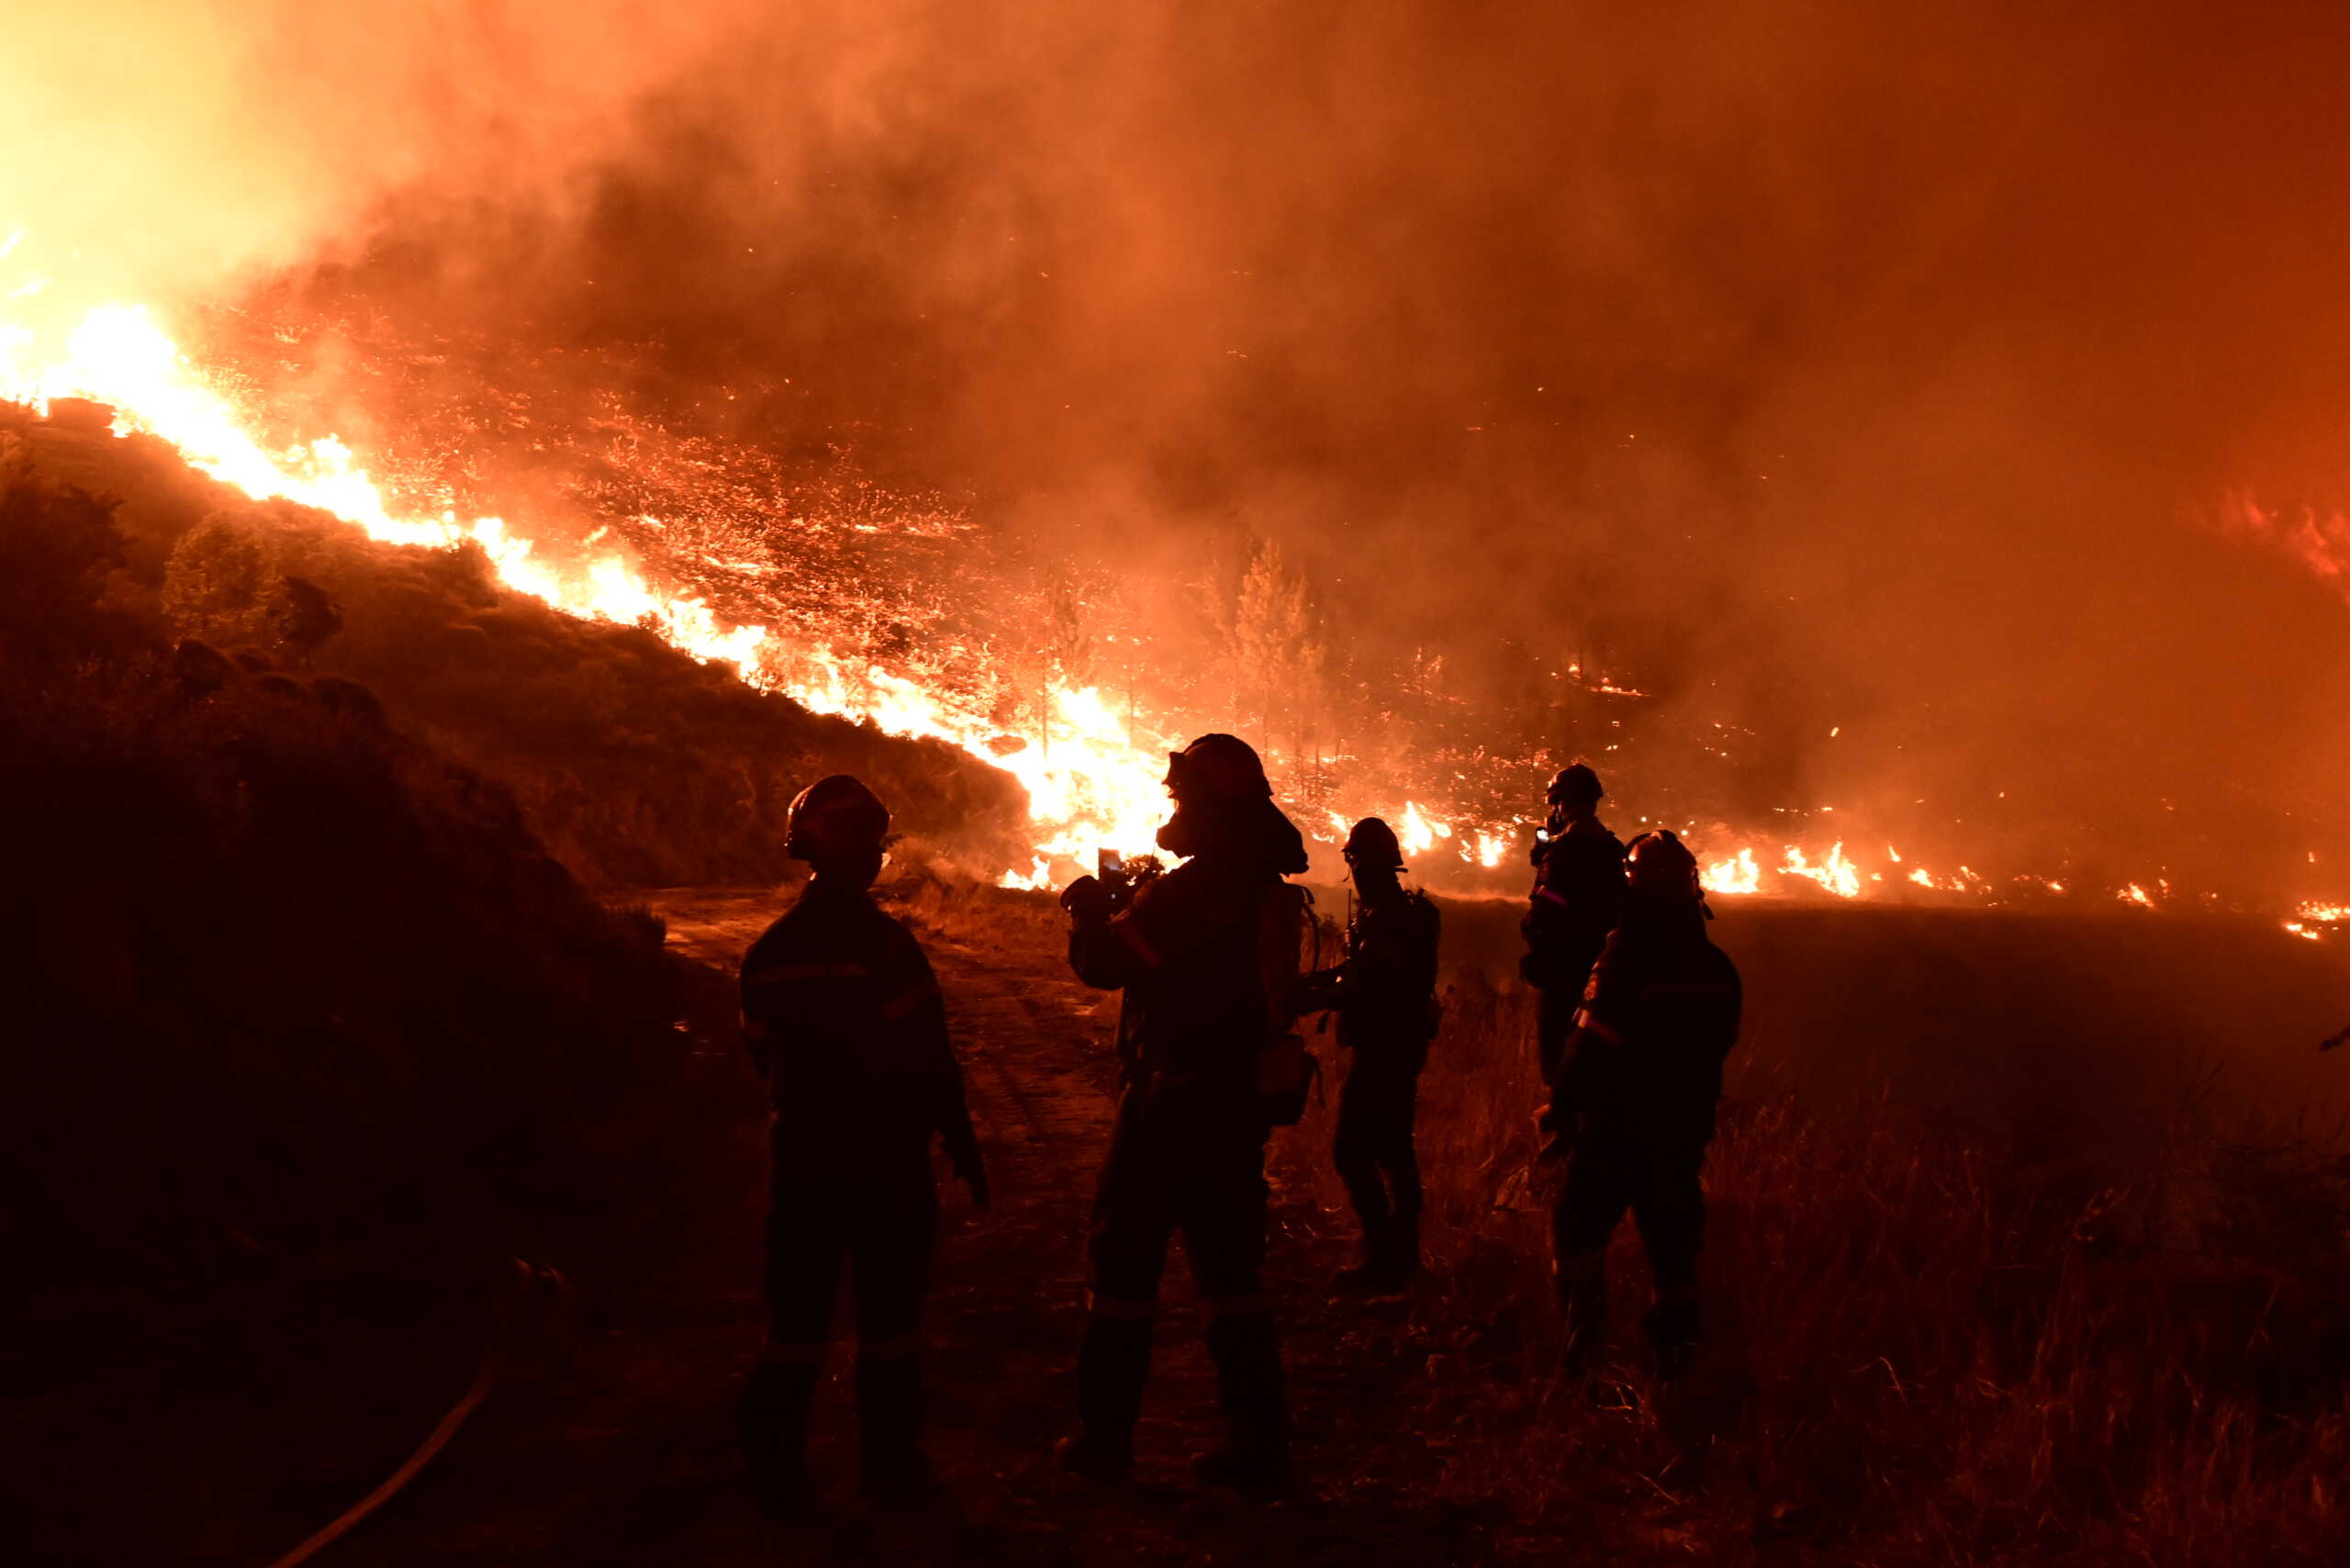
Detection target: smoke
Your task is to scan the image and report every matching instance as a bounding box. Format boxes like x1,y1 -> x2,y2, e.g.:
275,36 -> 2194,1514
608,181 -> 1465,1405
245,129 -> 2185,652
10,1 -> 2350,894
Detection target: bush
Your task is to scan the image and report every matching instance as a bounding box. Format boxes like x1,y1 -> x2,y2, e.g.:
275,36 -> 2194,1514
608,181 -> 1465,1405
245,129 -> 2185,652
161,513 -> 286,648
0,447 -> 709,1380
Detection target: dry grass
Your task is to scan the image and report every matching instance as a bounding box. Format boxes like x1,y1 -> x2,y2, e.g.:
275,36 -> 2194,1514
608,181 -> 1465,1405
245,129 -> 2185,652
889,879 -> 2350,1560
1281,969 -> 2350,1564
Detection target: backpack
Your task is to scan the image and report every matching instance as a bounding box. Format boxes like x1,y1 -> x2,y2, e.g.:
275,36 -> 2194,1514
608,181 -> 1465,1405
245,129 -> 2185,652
1254,881 -> 1320,1126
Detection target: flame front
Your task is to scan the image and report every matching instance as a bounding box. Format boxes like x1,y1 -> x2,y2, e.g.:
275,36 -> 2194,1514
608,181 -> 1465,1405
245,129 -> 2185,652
0,294 -> 1509,879
5,286 -> 2338,932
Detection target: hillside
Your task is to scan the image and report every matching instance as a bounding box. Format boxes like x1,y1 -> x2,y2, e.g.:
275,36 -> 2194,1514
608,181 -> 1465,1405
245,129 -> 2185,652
4,398 -> 1029,886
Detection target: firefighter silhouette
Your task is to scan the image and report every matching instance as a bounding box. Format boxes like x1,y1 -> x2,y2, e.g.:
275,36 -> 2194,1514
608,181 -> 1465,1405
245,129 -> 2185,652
1300,817 -> 1441,1293
735,776 -> 989,1518
1522,763 -> 1626,1087
1541,830 -> 1740,1378
1058,734 -> 1309,1495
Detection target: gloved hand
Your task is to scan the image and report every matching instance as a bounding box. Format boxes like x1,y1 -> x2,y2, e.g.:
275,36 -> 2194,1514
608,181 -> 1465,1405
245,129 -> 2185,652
1059,874 -> 1112,924
1294,967 -> 1341,1014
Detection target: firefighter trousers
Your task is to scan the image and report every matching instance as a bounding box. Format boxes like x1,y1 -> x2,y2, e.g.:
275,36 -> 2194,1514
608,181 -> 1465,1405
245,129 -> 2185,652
1332,1045 -> 1424,1261
750,1149 -> 935,1485
1077,1087 -> 1286,1459
1550,1119 -> 1708,1364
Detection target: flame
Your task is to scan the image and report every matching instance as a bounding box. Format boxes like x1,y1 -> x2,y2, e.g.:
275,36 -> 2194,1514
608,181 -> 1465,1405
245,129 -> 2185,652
1780,842 -> 1862,899
3,289 -> 1541,880
2287,901 -> 2350,941
2,299 -> 1187,865
4,281 -> 2333,924
1705,847 -> 1762,896
1395,801 -> 1450,857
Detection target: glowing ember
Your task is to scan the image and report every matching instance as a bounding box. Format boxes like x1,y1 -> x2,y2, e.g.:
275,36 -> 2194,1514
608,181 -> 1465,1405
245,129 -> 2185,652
2285,901 -> 2350,941
2118,883 -> 2155,908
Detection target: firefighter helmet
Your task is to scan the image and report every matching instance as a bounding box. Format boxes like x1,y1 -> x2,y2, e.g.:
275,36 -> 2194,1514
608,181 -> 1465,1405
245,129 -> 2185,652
1342,816 -> 1404,870
1624,829 -> 1703,904
785,775 -> 890,861
1163,733 -> 1272,801
1547,763 -> 1604,807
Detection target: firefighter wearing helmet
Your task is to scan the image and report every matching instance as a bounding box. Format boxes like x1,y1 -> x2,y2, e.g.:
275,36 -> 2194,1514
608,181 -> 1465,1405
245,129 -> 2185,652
736,776 -> 988,1517
1540,829 -> 1741,1378
1522,763 -> 1627,1087
1299,817 -> 1442,1293
1057,734 -> 1310,1495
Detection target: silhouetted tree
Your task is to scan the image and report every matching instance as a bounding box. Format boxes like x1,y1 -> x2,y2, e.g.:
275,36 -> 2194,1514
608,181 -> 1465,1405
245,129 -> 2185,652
1225,542 -> 1327,781
162,515 -> 283,648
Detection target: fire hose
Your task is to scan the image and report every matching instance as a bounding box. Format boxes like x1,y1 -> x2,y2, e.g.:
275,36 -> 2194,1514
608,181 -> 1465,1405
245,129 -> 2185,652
263,1258 -> 573,1568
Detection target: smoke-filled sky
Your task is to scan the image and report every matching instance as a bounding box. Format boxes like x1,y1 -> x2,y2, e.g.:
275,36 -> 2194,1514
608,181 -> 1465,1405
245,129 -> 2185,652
8,1 -> 2350,889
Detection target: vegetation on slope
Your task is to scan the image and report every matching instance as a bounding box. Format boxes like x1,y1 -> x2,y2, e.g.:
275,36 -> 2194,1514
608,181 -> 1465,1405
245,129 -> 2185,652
5,400 -> 1029,888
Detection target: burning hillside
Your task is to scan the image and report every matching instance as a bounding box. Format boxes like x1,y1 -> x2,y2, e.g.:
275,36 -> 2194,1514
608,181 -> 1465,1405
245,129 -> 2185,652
5,283 -> 2347,931
9,1 -> 2350,924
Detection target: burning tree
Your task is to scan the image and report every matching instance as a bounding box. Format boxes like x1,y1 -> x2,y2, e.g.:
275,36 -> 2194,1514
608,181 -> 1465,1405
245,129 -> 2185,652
1216,540 -> 1330,795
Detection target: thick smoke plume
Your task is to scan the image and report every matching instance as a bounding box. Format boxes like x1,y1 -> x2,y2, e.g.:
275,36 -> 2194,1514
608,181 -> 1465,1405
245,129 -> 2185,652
9,2 -> 2350,898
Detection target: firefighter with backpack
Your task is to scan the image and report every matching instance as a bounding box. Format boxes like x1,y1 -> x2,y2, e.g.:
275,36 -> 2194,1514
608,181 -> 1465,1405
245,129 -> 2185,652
1056,734 -> 1312,1495
1541,829 -> 1741,1378
1300,817 -> 1442,1293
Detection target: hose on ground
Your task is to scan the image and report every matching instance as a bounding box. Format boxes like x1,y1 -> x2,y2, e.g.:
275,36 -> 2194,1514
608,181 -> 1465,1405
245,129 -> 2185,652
263,1258 -> 571,1568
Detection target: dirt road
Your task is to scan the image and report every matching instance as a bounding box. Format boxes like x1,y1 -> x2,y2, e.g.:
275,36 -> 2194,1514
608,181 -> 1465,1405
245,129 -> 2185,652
328,887 -> 1505,1567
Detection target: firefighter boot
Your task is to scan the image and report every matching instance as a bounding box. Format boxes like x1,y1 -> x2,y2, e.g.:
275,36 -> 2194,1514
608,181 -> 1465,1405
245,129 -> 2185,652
739,1360 -> 821,1521
1646,1292 -> 1702,1382
1337,1214 -> 1417,1294
1336,1214 -> 1398,1294
1059,1314 -> 1150,1481
855,1354 -> 931,1507
1196,1313 -> 1291,1496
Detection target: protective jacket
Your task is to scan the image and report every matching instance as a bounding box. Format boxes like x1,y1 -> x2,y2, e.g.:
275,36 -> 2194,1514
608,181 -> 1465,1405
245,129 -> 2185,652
741,878 -> 980,1184
1315,886 -> 1441,1054
1523,814 -> 1626,991
1065,811 -> 1305,1473
1549,902 -> 1741,1144
1069,854 -> 1287,1106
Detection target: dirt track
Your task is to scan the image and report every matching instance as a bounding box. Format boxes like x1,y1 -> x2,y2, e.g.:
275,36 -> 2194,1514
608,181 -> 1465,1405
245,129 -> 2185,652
328,888 -> 1504,1567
